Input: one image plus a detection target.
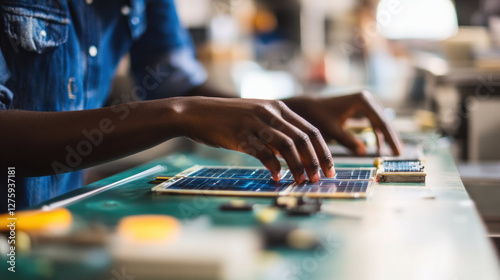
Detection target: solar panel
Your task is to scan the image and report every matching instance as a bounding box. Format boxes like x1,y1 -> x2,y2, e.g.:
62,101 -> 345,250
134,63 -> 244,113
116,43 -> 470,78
155,177 -> 370,197
152,165 -> 374,198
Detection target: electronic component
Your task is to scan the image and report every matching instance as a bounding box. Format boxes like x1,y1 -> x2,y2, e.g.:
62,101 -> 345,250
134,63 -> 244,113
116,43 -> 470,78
375,158 -> 426,183
273,196 -> 322,208
116,215 -> 180,244
219,200 -> 255,211
255,207 -> 280,224
383,160 -> 424,172
272,196 -> 323,216
287,196 -> 322,216
287,204 -> 320,216
273,196 -> 299,208
259,224 -> 318,250
0,208 -> 72,234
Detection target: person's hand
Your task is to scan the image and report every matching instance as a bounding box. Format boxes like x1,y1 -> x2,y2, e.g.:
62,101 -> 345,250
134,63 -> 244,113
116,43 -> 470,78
283,91 -> 403,156
171,96 -> 335,183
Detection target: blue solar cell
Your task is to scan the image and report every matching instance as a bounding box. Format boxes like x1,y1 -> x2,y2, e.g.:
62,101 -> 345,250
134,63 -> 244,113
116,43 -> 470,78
167,177 -> 293,192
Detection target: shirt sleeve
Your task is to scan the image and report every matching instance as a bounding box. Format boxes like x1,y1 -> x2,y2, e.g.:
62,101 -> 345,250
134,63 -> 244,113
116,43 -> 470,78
129,0 -> 207,99
0,48 -> 13,110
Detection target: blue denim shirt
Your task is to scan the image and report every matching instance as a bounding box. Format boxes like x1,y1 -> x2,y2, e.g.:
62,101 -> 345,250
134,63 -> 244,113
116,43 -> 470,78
0,0 -> 206,211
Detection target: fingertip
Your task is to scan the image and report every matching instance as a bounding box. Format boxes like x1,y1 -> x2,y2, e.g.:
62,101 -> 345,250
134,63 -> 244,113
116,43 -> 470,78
259,153 -> 282,181
311,171 -> 320,182
296,173 -> 306,183
271,172 -> 282,181
326,165 -> 336,178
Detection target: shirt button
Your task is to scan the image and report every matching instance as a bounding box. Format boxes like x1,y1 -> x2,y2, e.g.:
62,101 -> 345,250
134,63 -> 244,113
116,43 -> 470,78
86,0 -> 93,4
89,46 -> 98,57
121,5 -> 131,16
131,16 -> 140,25
40,30 -> 47,37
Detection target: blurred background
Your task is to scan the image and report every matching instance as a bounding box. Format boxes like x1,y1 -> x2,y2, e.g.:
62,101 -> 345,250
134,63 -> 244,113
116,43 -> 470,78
89,0 -> 500,214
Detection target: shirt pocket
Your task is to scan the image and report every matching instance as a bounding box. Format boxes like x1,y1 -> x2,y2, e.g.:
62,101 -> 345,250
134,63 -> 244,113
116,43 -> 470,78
1,1 -> 70,54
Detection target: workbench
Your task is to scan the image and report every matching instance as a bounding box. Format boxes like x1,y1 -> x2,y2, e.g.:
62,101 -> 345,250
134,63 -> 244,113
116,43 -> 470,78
4,133 -> 500,280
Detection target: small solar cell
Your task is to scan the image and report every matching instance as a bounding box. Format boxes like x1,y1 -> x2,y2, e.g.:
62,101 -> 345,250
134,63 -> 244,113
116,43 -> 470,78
383,160 -> 424,172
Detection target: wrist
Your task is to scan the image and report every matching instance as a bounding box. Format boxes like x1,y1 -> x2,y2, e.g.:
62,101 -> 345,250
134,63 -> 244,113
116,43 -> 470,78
141,97 -> 189,139
282,96 -> 318,116
158,96 -> 203,139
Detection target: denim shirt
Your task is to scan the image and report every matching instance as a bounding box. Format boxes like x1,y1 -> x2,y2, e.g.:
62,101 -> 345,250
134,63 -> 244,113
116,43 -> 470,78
0,0 -> 206,211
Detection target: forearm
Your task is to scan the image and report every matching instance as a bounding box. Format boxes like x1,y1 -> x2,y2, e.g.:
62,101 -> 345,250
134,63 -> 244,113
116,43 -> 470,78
0,99 -> 182,177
